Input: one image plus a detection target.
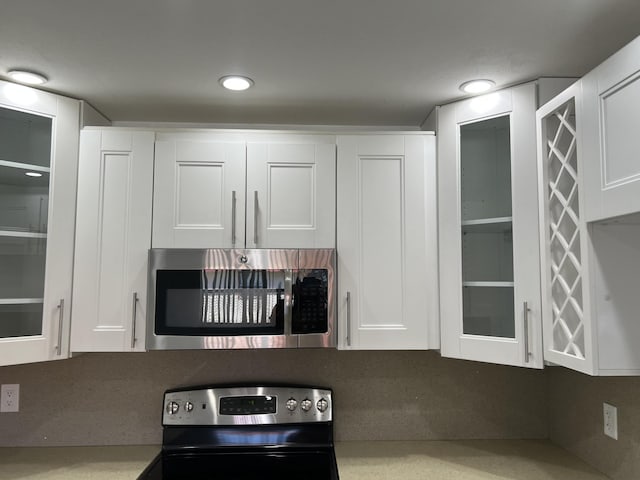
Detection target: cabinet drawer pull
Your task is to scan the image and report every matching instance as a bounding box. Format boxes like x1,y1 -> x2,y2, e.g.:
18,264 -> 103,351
231,191 -> 237,246
131,292 -> 139,349
523,301 -> 531,362
253,190 -> 259,246
346,292 -> 352,347
55,299 -> 64,356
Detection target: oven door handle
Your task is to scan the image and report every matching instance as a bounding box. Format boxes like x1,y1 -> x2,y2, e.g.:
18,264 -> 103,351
284,269 -> 294,337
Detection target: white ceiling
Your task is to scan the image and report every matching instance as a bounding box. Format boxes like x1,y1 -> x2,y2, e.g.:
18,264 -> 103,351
2,0 -> 640,127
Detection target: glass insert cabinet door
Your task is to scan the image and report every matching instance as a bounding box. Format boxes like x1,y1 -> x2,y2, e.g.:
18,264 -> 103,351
0,106 -> 51,339
438,84 -> 543,369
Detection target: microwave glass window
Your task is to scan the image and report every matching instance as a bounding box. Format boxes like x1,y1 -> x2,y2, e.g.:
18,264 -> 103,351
292,269 -> 328,334
156,269 -> 285,336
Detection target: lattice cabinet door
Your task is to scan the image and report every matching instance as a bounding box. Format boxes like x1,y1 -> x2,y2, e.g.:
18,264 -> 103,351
536,82 -> 596,375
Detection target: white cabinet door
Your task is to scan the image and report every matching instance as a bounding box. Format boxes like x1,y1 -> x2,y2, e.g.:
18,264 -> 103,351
439,84 -> 543,368
337,134 -> 439,350
581,35 -> 640,222
0,81 -> 79,366
153,139 -> 246,248
71,130 -> 154,352
246,140 -> 335,248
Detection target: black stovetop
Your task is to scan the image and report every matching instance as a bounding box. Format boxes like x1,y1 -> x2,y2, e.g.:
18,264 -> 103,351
139,447 -> 339,480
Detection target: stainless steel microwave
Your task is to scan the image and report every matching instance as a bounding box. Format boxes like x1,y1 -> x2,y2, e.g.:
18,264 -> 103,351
147,248 -> 336,349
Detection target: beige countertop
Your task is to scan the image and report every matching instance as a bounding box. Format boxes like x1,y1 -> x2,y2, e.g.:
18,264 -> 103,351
0,440 -> 609,479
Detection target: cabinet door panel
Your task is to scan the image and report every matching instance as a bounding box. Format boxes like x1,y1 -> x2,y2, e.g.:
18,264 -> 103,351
582,36 -> 640,221
176,163 -> 225,226
337,135 -> 438,349
359,156 -> 404,328
600,77 -> 640,186
71,130 -> 153,352
247,142 -> 335,248
153,140 -> 245,248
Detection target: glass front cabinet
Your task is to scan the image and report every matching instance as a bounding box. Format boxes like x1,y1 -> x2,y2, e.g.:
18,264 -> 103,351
438,83 -> 544,368
0,80 -> 79,366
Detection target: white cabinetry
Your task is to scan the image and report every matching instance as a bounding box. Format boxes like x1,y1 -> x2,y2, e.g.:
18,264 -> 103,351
581,35 -> 640,222
337,134 -> 439,350
438,84 -> 543,368
0,80 -> 79,366
153,133 -> 335,249
153,138 -> 245,248
538,80 -> 640,375
71,130 -> 154,352
246,141 -> 335,248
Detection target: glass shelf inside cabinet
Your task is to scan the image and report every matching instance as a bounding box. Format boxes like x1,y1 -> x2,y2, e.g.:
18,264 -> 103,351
0,106 -> 52,338
460,114 -> 515,339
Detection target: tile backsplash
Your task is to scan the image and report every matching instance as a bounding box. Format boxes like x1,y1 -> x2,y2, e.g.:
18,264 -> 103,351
0,350 -> 547,446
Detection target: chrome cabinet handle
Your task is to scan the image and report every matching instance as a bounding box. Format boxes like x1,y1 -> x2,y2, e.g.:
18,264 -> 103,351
253,190 -> 259,246
523,301 -> 531,362
55,299 -> 64,356
231,190 -> 237,246
346,292 -> 351,347
131,292 -> 139,349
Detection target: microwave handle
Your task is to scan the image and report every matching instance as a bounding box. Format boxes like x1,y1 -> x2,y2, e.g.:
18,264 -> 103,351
284,269 -> 293,336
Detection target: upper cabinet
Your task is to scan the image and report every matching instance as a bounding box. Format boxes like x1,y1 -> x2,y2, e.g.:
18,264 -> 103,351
438,84 -> 543,368
580,35 -> 640,222
337,134 -> 439,350
152,133 -> 336,249
71,130 -> 154,352
0,80 -> 79,366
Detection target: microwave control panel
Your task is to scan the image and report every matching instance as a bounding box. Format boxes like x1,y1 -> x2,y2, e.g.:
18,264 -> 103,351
292,269 -> 328,334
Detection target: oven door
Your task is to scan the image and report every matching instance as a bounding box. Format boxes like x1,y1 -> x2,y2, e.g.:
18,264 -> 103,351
147,249 -> 298,349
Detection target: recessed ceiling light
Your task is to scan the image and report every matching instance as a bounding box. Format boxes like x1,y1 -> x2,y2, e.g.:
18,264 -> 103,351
219,75 -> 254,91
25,171 -> 43,177
7,70 -> 48,85
459,79 -> 495,94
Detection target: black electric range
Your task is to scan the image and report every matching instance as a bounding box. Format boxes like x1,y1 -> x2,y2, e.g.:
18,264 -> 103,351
138,385 -> 339,480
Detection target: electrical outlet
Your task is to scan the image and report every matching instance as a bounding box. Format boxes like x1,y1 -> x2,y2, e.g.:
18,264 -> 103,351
603,402 -> 618,440
1,384 -> 20,413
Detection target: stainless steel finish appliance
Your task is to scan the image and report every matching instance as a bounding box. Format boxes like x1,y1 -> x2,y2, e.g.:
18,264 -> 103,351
138,385 -> 339,480
147,249 -> 336,350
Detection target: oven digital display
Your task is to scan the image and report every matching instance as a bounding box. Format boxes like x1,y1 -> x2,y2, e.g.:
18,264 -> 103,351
219,395 -> 277,415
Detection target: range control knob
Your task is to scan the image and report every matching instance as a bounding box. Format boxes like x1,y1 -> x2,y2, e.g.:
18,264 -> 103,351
166,401 -> 179,415
286,398 -> 298,411
185,401 -> 194,413
300,398 -> 312,412
316,398 -> 329,413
